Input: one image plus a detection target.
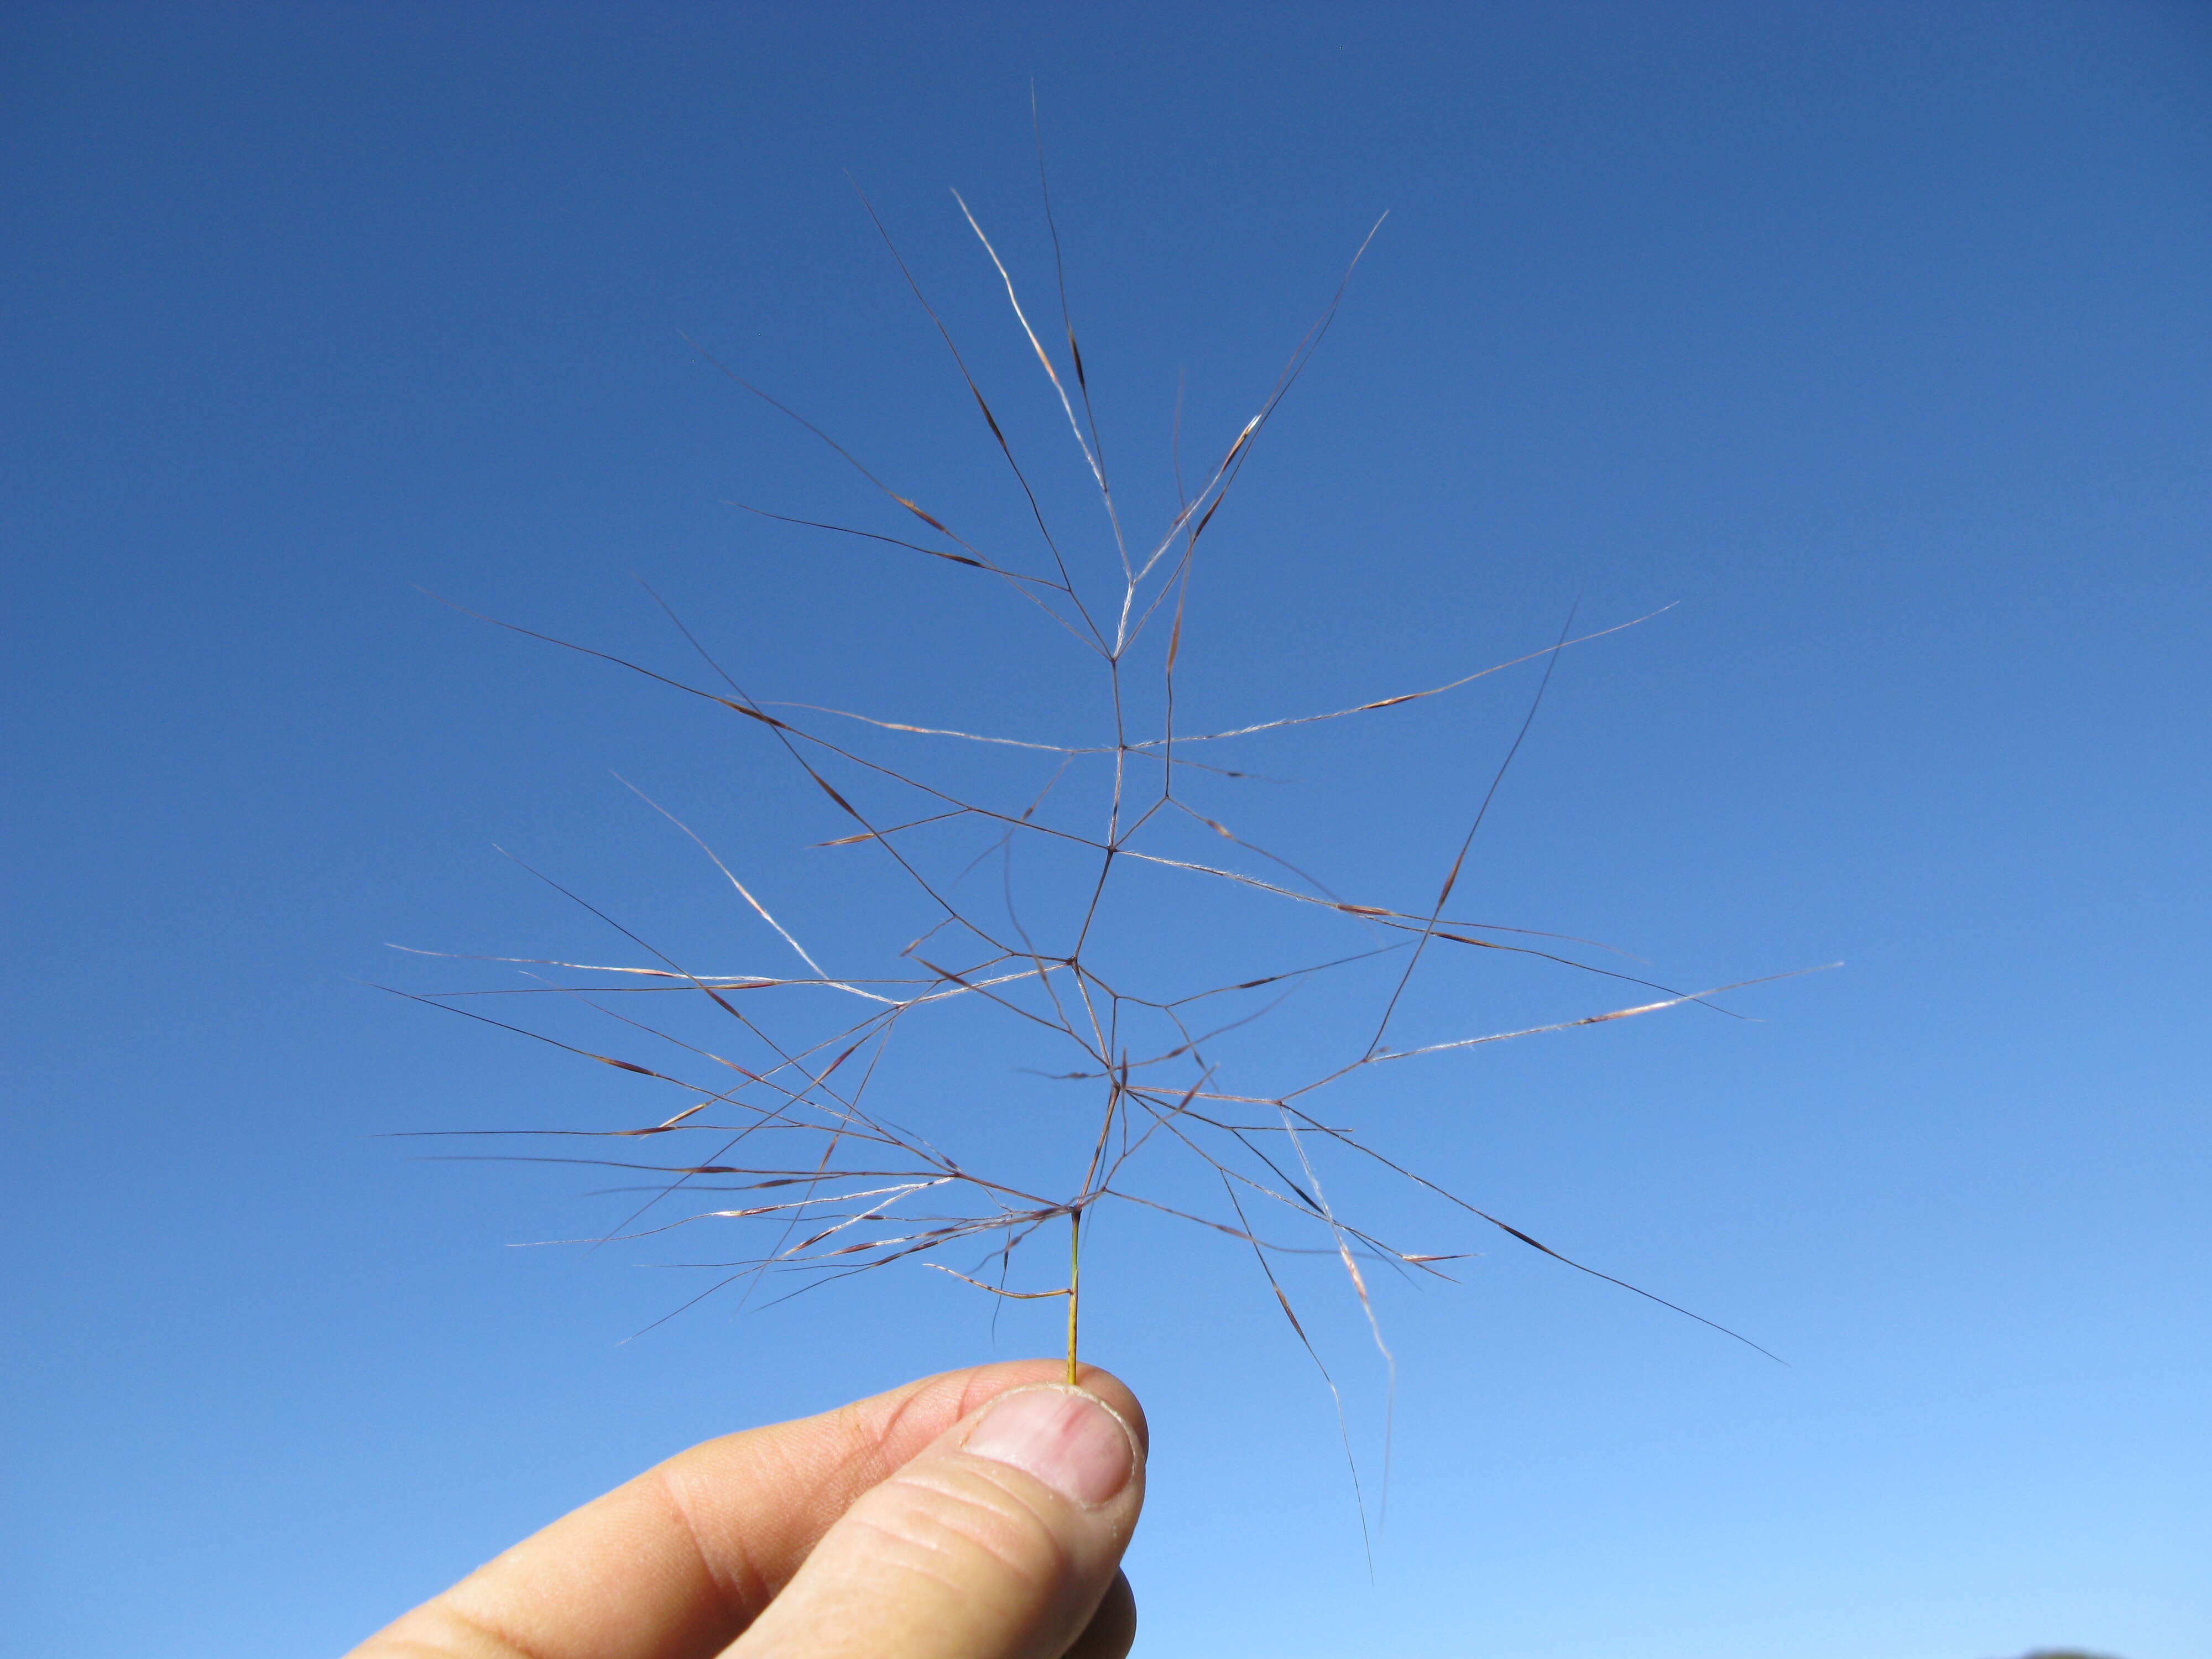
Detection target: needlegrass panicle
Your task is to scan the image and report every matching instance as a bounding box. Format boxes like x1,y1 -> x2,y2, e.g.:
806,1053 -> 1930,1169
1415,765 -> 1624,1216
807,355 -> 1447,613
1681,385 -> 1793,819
390,134 -> 1814,1522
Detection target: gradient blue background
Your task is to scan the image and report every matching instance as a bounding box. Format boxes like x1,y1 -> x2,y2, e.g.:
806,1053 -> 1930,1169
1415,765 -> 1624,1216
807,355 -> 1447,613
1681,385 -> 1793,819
5,4 -> 2208,1656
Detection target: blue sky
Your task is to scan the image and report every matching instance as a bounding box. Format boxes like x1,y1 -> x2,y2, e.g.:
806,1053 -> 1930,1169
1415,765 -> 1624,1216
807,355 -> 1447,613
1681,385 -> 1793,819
4,4 -> 2208,1656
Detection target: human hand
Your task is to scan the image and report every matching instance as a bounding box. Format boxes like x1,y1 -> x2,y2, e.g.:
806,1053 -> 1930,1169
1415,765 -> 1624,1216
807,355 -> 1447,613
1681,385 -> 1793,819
350,1359 -> 1146,1659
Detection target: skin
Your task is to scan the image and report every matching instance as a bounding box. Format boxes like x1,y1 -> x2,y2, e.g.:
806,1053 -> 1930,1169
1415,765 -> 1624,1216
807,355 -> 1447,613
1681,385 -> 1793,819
349,1360 -> 1147,1659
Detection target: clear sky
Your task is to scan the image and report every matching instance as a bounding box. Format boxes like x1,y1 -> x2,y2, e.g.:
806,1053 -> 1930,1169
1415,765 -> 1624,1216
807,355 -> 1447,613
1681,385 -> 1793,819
5,4 -> 2208,1656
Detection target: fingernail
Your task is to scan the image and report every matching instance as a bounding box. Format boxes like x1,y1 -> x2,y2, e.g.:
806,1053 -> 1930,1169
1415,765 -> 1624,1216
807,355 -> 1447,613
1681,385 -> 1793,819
964,1386 -> 1138,1508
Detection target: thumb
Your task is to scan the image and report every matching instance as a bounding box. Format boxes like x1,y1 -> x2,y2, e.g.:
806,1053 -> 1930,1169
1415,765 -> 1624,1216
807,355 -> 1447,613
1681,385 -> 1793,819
725,1379 -> 1147,1659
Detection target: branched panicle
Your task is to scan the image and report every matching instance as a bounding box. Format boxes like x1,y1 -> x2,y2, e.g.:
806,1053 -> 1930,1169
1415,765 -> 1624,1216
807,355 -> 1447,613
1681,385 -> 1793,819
399,158 -> 1812,1439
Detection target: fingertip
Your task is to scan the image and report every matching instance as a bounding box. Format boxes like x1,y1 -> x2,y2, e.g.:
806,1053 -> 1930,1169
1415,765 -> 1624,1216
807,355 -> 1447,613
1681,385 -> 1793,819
921,1360 -> 1149,1460
1070,1365 -> 1149,1457
961,1385 -> 1140,1509
1062,1571 -> 1138,1659
724,1365 -> 1147,1658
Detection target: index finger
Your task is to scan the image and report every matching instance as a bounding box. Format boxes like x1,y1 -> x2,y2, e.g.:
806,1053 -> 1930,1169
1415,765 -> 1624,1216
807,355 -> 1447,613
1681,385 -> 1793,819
349,1359 -> 1146,1659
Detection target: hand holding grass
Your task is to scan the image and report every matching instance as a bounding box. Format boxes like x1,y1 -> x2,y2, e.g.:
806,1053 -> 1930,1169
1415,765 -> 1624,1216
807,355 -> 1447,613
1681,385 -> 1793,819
394,145 -> 1802,1609
350,1360 -> 1146,1659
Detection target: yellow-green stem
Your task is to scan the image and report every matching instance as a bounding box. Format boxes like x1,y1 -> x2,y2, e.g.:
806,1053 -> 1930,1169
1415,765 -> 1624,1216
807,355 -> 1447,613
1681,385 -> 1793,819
1065,1206 -> 1082,1385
